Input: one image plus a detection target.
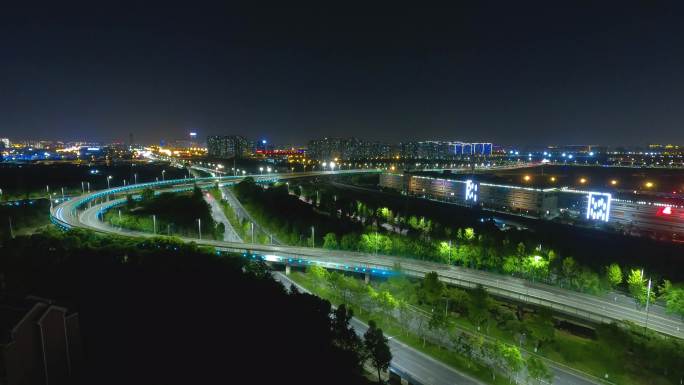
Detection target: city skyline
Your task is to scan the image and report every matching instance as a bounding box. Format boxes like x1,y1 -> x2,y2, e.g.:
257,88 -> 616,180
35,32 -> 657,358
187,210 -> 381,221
3,3 -> 684,145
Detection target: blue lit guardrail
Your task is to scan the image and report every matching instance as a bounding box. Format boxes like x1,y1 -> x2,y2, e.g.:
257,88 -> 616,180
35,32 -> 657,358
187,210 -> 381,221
228,251 -> 396,278
50,175 -> 280,229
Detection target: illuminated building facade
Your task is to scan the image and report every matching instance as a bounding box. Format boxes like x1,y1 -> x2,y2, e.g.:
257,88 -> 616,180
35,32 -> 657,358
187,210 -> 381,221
380,172 -> 684,241
400,141 -> 493,159
307,138 -> 391,161
207,135 -> 248,159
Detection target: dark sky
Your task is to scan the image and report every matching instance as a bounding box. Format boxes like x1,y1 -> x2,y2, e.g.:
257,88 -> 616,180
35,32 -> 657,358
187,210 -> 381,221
2,3 -> 684,146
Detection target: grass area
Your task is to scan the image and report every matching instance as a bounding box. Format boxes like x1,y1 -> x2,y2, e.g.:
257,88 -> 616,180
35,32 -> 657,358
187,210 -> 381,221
288,272 -> 514,385
103,190 -> 221,240
209,188 -> 274,244
292,270 -> 679,385
0,199 -> 51,238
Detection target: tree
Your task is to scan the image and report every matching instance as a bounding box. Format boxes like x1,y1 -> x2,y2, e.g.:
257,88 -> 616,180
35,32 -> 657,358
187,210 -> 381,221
606,263 -> 623,288
364,320 -> 392,383
323,232 -> 338,249
428,307 -> 448,336
528,308 -> 555,351
659,280 -> 684,319
468,285 -> 492,331
627,268 -> 654,307
308,265 -> 329,290
340,233 -> 359,251
420,271 -> 445,307
464,228 -> 476,241
494,342 -> 523,379
561,257 -> 576,277
526,356 -> 553,384
215,222 -> 225,238
360,233 -> 391,254
437,241 -> 457,264
375,290 -> 399,318
516,242 -> 526,257
331,305 -> 365,367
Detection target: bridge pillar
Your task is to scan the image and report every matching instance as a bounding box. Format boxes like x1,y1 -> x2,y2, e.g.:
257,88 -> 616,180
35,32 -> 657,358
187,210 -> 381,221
364,272 -> 370,284
285,264 -> 291,275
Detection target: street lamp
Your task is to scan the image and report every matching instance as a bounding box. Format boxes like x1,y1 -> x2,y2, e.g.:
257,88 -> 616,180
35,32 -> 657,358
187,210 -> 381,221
152,214 -> 156,234
107,175 -> 112,189
311,226 -> 315,247
197,218 -> 202,240
266,166 -> 272,173
162,169 -> 166,181
134,173 -> 138,184
259,167 -> 264,175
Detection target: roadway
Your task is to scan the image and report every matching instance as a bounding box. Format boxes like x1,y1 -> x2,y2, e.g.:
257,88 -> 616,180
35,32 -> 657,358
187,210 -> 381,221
50,171 -> 684,384
203,190 -> 242,242
272,272 -> 487,385
51,173 -> 684,341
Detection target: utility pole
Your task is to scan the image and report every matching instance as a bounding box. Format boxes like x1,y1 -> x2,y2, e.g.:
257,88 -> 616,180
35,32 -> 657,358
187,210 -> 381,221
152,215 -> 156,234
311,226 -> 315,247
251,222 -> 254,243
81,181 -> 85,194
134,173 -> 138,184
198,218 -> 202,240
645,277 -> 652,329
8,217 -> 14,239
448,239 -> 452,265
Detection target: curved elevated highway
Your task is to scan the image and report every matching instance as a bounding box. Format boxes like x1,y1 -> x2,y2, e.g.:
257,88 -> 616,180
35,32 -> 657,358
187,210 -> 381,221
52,170 -> 684,384
51,171 -> 684,342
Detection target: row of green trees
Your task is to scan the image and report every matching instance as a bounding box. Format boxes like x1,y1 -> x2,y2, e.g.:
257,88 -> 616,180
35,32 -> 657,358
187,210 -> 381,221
291,180 -> 684,317
300,266 -> 684,385
302,266 -> 553,384
232,178 -> 683,318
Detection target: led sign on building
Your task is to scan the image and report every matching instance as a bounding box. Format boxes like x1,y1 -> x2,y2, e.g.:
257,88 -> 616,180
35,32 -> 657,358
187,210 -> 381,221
465,180 -> 479,203
586,192 -> 611,222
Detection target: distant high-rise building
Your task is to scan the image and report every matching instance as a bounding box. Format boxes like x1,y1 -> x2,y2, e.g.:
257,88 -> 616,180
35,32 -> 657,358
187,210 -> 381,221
0,138 -> 10,150
307,137 -> 390,161
207,135 -> 248,159
402,141 -> 492,159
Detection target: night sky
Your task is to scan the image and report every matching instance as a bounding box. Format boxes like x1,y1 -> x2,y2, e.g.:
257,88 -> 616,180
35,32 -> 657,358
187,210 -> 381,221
2,3 -> 684,146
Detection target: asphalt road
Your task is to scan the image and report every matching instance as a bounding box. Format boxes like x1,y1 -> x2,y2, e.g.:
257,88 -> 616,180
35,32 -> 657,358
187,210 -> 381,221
272,272 -> 487,385
52,177 -> 684,341
203,190 -> 242,242
52,178 -> 628,385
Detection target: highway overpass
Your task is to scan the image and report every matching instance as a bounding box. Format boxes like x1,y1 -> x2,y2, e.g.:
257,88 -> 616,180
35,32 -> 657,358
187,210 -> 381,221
50,170 -> 684,340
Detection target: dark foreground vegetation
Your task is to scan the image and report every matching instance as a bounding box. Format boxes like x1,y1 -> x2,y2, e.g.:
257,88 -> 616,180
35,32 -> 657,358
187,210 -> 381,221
0,229 -> 373,384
